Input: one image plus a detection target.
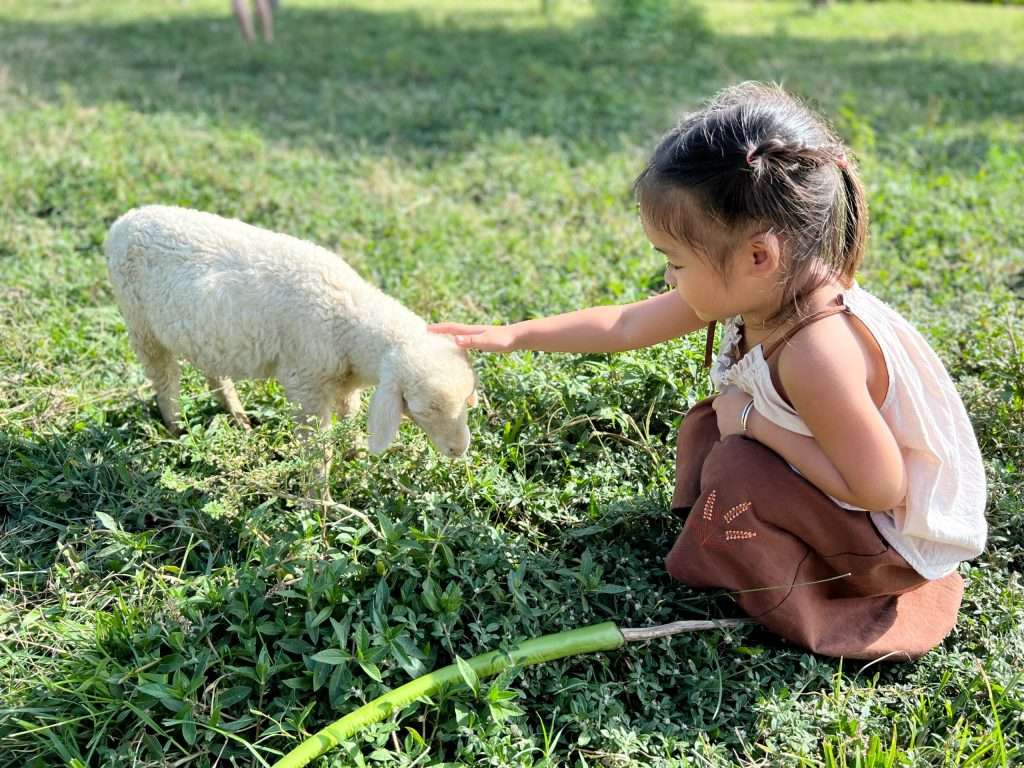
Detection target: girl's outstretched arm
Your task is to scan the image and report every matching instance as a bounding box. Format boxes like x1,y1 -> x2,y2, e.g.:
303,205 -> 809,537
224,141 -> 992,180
429,291 -> 704,354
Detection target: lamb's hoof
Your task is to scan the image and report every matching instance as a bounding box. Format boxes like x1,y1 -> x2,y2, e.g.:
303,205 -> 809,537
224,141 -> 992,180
343,435 -> 369,461
343,445 -> 368,461
299,489 -> 333,511
233,414 -> 253,431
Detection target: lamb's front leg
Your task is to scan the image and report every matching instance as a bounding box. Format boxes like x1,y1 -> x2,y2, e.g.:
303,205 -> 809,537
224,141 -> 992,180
335,385 -> 368,459
205,376 -> 252,430
284,377 -> 335,504
335,386 -> 362,419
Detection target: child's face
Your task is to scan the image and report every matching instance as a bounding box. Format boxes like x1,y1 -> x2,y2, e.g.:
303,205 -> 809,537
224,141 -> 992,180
643,221 -> 744,323
643,218 -> 785,324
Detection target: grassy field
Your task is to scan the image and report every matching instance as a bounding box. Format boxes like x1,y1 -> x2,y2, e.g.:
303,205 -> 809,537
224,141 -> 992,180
1,0 -> 1022,765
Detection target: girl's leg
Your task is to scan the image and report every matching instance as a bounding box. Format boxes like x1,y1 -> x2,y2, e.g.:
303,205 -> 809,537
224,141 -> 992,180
671,397 -> 719,511
232,0 -> 256,42
665,433 -> 963,660
254,0 -> 274,42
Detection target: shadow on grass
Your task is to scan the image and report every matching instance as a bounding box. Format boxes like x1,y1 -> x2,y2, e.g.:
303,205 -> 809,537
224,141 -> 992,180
0,415 -> 758,763
1,5 -> 1021,162
0,5 -> 709,156
0,420 -> 239,577
1,388 -> 932,763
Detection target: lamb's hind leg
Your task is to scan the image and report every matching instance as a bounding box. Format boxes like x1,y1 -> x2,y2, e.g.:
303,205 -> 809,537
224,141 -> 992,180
205,376 -> 252,430
133,336 -> 182,436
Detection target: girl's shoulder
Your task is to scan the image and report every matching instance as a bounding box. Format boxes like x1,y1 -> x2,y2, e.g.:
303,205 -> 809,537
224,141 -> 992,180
842,283 -> 924,339
775,306 -> 871,382
777,282 -> 960,414
775,286 -> 893,410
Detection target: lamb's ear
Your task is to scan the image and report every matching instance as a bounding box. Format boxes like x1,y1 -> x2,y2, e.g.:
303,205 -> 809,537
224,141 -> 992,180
367,371 -> 403,454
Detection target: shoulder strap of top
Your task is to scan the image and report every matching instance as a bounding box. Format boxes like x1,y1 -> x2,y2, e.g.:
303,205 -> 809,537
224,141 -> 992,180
703,321 -> 717,368
762,294 -> 850,360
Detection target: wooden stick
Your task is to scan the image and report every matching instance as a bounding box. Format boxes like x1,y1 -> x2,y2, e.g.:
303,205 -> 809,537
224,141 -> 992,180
621,618 -> 749,642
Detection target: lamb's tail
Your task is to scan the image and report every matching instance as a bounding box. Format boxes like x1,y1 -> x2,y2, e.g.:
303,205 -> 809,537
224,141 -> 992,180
104,206 -> 166,313
103,207 -> 147,270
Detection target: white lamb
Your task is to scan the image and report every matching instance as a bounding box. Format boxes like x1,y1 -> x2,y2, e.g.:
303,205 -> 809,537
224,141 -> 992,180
105,205 -> 477,464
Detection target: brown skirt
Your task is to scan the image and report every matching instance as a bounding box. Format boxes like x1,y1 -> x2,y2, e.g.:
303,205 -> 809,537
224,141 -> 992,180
666,398 -> 964,660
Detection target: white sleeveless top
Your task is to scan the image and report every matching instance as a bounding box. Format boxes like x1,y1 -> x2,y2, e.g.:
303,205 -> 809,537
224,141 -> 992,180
710,283 -> 987,580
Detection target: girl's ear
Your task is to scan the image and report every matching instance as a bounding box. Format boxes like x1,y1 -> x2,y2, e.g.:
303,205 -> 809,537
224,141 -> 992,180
367,366 -> 403,454
747,230 -> 782,277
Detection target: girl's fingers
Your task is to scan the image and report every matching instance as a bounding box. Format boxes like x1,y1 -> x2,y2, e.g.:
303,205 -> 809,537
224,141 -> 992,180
454,334 -> 494,349
455,332 -> 511,352
428,323 -> 487,336
429,323 -> 513,352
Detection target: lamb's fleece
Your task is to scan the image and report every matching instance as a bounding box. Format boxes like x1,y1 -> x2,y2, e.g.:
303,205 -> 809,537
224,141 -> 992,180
105,205 -> 476,457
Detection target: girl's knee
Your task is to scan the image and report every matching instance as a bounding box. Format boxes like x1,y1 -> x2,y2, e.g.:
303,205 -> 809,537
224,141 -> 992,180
673,397 -> 722,508
680,397 -> 716,426
708,434 -> 775,467
675,397 -> 720,453
700,434 -> 787,491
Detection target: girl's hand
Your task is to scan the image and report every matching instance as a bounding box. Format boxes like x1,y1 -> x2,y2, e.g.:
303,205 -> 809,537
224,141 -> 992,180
712,385 -> 754,438
428,323 -> 520,353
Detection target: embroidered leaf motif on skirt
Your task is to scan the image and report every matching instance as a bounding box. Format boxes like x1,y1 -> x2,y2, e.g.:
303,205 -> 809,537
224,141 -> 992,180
700,490 -> 757,550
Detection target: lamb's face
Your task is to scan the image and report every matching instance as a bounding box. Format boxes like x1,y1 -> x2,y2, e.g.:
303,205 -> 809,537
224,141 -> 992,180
402,345 -> 477,458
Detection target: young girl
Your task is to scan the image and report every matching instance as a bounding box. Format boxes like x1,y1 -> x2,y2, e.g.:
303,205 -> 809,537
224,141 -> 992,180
430,82 -> 987,660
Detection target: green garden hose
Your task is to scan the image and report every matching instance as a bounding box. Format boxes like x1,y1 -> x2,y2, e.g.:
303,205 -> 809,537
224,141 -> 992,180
272,619 -> 744,768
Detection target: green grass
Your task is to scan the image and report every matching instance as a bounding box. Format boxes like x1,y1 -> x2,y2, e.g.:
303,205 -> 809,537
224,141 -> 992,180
1,0 -> 1022,765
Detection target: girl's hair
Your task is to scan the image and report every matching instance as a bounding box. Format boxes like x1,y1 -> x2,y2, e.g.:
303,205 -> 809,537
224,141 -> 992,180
634,81 -> 868,324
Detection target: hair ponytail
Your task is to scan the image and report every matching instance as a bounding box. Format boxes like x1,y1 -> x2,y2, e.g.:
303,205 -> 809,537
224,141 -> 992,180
837,159 -> 868,285
744,137 -> 823,182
